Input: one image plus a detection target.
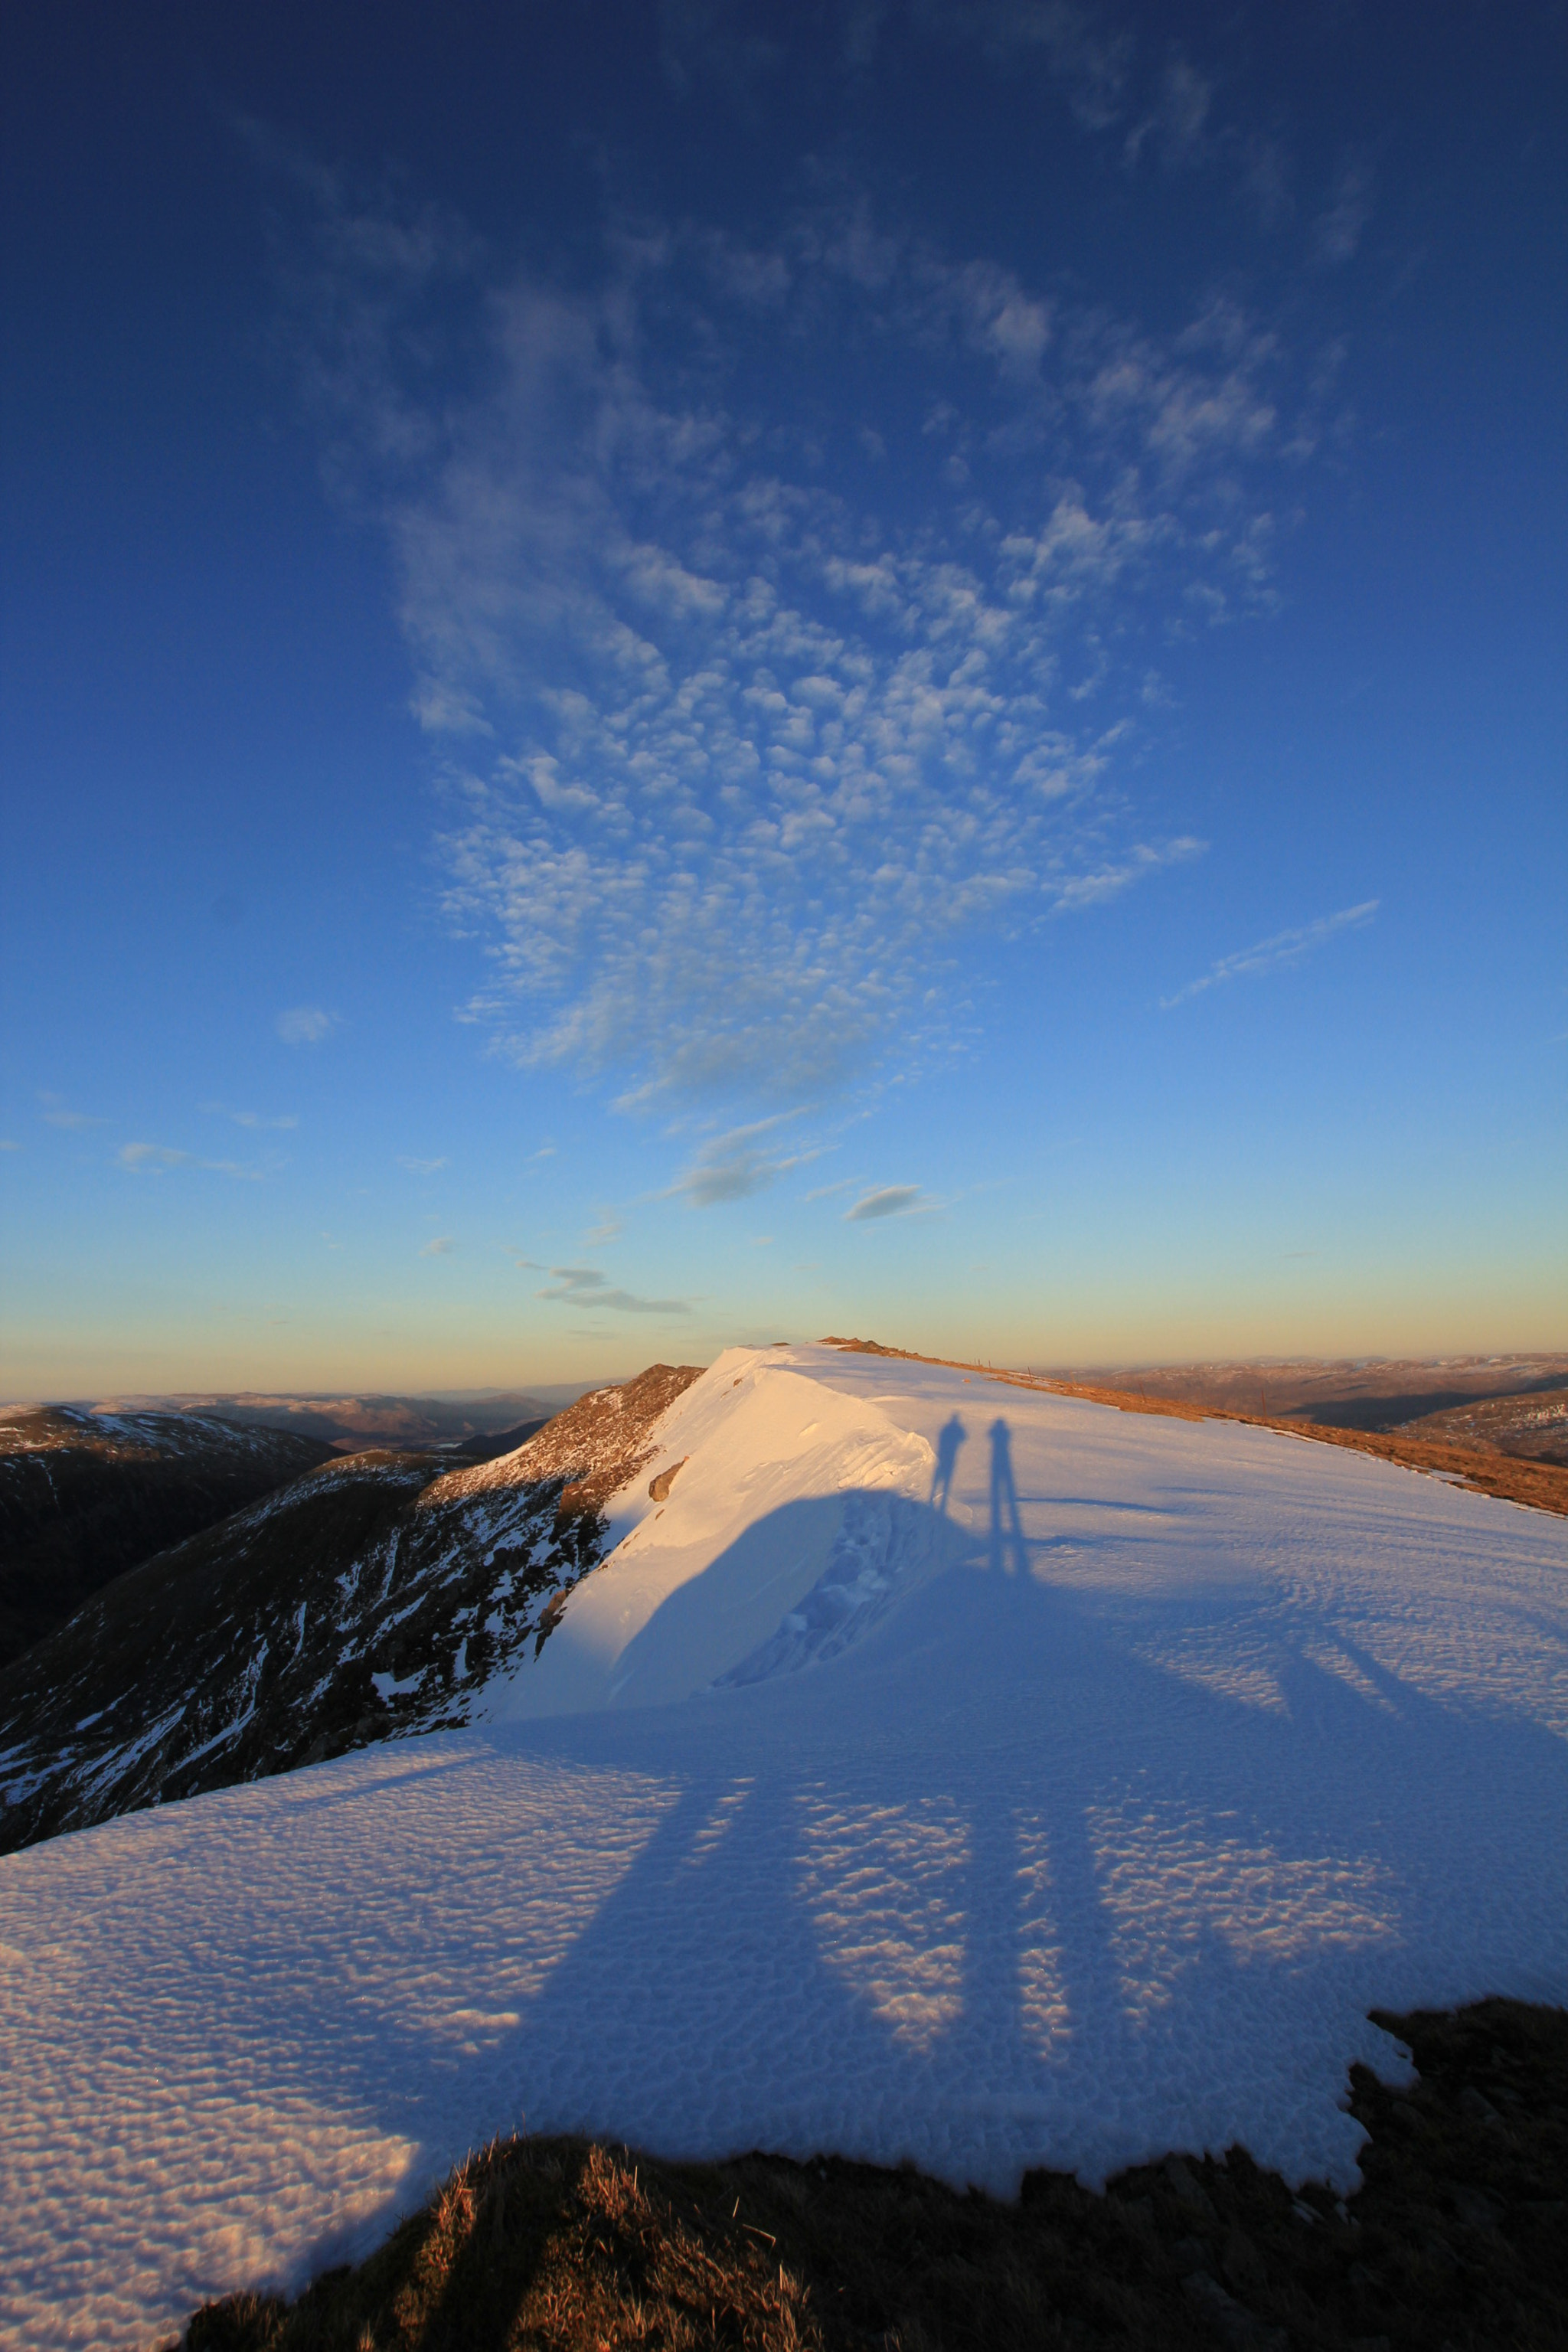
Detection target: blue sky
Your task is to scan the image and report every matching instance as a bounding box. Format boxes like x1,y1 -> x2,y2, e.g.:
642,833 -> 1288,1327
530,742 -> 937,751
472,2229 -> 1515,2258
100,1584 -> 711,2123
2,1 -> 1563,1397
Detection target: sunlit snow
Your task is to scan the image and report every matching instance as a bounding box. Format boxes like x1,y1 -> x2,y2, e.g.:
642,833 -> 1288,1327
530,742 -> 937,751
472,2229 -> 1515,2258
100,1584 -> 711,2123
2,1344 -> 1564,2350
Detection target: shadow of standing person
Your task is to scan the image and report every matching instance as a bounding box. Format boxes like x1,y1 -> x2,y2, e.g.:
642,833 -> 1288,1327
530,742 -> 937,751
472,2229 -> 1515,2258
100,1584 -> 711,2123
929,1413 -> 967,1514
988,1417 -> 1028,1576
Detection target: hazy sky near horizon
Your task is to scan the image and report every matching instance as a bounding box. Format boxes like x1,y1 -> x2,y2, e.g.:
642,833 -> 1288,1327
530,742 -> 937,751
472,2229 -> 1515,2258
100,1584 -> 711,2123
3,1 -> 1564,1397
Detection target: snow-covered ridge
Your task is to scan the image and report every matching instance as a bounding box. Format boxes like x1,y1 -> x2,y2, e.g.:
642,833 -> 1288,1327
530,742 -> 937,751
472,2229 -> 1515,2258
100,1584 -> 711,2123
2,1342 -> 1565,2351
479,1347 -> 942,1715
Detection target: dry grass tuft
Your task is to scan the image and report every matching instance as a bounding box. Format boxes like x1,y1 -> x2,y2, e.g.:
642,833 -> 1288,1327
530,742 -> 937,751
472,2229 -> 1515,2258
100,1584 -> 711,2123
185,2001 -> 1567,2351
185,2130 -> 825,2351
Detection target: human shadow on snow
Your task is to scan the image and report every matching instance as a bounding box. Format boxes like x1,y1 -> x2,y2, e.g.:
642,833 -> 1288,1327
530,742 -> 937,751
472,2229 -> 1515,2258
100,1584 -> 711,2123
244,1415 -> 1568,2294
929,1413 -> 966,1514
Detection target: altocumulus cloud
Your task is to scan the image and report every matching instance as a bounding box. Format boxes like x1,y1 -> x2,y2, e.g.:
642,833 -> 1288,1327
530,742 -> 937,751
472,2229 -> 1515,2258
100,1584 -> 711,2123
286,161 -> 1336,1113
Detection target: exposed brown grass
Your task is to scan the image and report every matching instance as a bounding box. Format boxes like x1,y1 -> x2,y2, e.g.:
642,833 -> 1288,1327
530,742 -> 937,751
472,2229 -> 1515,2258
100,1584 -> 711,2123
185,1999 -> 1567,2351
185,2135 -> 822,2352
819,1340 -> 1568,1519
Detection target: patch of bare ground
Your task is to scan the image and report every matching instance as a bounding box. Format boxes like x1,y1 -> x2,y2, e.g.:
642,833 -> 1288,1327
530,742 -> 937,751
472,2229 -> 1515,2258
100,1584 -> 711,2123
185,1998 -> 1568,2352
819,1342 -> 1568,1521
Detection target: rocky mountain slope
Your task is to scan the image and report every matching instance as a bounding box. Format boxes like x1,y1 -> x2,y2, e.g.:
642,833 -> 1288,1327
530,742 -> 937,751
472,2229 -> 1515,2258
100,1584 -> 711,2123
0,1366 -> 701,1854
0,1406 -> 335,1670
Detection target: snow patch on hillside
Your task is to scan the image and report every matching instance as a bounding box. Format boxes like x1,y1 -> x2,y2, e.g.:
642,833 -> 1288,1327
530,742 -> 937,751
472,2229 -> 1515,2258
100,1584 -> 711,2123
2,1343 -> 1565,2350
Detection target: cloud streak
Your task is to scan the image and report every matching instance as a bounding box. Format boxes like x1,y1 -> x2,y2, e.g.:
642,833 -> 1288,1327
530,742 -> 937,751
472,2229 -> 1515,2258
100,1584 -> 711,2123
845,1184 -> 923,1221
41,1096 -> 106,1131
534,1265 -> 690,1314
117,1142 -> 259,1178
671,1116 -> 815,1207
211,1107 -> 299,1131
1161,900 -> 1378,1009
1311,158 -> 1375,269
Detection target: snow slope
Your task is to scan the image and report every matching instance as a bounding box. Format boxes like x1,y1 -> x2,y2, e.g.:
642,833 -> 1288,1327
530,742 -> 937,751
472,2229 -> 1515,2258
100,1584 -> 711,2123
2,1344 -> 1564,2350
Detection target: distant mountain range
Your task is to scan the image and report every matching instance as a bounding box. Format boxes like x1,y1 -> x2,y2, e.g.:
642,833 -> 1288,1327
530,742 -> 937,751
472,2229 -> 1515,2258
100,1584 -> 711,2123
1034,1352 -> 1568,1452
0,1367 -> 701,1854
72,1386 -> 603,1454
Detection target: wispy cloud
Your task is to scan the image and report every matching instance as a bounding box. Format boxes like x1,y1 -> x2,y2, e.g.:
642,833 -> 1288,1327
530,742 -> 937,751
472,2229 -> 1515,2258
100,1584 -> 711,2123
534,1264 -> 690,1314
1052,835 -> 1205,910
1122,54 -> 1211,171
659,0 -> 784,96
276,1005 -> 336,1045
205,1104 -> 299,1130
119,1143 -> 189,1172
1240,132 -> 1293,230
420,1234 -> 454,1255
283,162 -> 1320,1118
398,1154 -> 449,1174
845,1184 -> 923,1221
1311,157 -> 1374,269
1161,900 -> 1378,1009
671,1116 -> 814,1207
0,1139 -> 20,1153
40,1094 -> 106,1130
117,1142 -> 259,1178
923,0 -> 1133,132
